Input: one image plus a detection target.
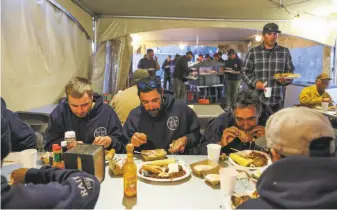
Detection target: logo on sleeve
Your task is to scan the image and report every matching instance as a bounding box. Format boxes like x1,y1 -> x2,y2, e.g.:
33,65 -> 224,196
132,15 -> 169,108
167,116 -> 179,130
94,127 -> 107,137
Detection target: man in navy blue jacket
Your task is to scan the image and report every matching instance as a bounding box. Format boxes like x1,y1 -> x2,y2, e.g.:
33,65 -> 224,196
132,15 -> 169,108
45,77 -> 124,152
1,97 -> 37,151
1,115 -> 101,209
123,77 -> 201,154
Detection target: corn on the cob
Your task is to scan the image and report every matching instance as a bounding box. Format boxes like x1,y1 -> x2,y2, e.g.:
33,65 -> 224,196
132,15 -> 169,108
147,159 -> 176,166
229,153 -> 253,167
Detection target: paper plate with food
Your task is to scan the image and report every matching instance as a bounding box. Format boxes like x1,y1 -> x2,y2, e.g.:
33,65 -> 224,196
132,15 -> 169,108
230,191 -> 259,209
141,149 -> 167,161
138,159 -> 191,182
229,150 -> 271,170
274,73 -> 300,79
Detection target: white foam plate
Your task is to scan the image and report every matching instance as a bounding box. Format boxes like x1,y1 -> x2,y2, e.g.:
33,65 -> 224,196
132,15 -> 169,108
137,160 -> 191,182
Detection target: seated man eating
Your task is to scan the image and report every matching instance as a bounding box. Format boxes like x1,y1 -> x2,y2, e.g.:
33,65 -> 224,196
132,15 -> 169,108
200,90 -> 267,155
299,73 -> 333,108
123,77 -> 201,154
237,107 -> 337,209
45,77 -> 124,152
1,97 -> 37,151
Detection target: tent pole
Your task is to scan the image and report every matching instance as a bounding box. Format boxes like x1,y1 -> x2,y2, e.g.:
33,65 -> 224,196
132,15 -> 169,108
93,16 -> 99,52
99,15 -> 293,22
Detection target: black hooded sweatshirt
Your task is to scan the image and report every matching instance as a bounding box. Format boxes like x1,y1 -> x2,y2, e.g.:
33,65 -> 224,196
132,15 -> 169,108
45,93 -> 124,152
1,97 -> 36,151
199,111 -> 268,155
238,155 -> 337,209
123,93 -> 201,154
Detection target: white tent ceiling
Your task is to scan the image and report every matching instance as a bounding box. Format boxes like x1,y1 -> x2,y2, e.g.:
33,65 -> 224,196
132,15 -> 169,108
57,0 -> 337,45
73,0 -> 336,20
133,28 -> 258,42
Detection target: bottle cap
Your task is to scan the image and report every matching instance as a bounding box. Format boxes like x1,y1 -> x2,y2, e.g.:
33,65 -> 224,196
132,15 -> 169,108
126,144 -> 134,152
65,131 -> 76,139
52,144 -> 61,151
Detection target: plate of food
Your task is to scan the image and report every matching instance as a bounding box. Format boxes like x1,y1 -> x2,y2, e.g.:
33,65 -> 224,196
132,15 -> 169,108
229,150 -> 271,170
274,73 -> 300,79
138,159 -> 191,182
141,149 -> 167,161
230,191 -> 259,209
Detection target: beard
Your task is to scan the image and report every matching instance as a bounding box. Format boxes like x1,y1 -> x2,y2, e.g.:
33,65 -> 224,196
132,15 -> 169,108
147,108 -> 160,118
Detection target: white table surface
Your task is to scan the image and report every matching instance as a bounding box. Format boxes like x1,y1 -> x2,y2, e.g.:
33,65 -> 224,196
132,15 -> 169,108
2,154 -> 237,209
188,104 -> 224,118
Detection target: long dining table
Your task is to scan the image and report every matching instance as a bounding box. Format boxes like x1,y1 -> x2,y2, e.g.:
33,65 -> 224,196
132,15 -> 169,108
2,154 -> 252,209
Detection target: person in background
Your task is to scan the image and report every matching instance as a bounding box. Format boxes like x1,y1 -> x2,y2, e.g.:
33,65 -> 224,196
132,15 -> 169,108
197,54 -> 204,62
217,52 -> 225,62
173,51 -> 194,100
123,77 -> 201,154
110,69 -> 149,125
45,77 -> 124,152
214,53 -> 224,63
299,73 -> 333,108
224,49 -> 243,111
1,97 -> 37,151
162,55 -> 172,90
200,90 -> 267,155
242,23 -> 295,114
238,107 -> 337,209
205,54 -> 212,61
137,49 -> 160,78
1,115 -> 101,209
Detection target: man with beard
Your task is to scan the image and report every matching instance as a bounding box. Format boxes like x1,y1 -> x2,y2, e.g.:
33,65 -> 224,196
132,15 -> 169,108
200,90 -> 267,155
299,73 -> 333,108
173,51 -> 194,100
237,107 -> 337,209
45,77 -> 124,152
123,77 -> 201,154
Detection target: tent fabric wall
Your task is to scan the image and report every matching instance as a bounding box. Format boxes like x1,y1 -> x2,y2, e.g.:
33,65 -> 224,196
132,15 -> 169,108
90,36 -> 132,94
54,0 -> 93,38
98,18 -> 337,47
1,0 -> 91,111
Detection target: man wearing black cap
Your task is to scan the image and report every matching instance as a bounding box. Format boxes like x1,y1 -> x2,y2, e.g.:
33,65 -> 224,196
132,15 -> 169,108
173,51 -> 194,100
242,23 -> 295,114
224,49 -> 243,111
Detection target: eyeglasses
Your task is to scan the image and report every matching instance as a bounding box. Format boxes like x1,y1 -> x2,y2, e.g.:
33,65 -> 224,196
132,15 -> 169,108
137,80 -> 160,90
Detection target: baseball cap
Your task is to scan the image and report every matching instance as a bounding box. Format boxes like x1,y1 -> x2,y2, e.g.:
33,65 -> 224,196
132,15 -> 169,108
186,51 -> 193,56
316,73 -> 332,80
266,107 -> 335,156
227,49 -> 236,56
263,23 -> 281,34
131,69 -> 149,85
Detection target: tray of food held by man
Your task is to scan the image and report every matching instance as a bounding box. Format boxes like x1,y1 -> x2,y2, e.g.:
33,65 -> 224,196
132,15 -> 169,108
274,73 -> 300,79
138,159 -> 191,182
228,150 -> 271,170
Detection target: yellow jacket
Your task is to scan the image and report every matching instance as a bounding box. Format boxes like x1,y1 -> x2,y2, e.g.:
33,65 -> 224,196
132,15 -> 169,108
299,85 -> 332,107
110,86 -> 140,125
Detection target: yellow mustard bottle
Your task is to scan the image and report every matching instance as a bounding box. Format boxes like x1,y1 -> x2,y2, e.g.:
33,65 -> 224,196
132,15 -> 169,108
123,144 -> 137,197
